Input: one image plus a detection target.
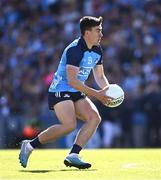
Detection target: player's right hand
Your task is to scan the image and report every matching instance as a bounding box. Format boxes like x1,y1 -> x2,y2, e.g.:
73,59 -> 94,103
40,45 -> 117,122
95,87 -> 114,106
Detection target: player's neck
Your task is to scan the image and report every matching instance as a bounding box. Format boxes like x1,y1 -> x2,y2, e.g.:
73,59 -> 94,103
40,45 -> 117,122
83,36 -> 93,50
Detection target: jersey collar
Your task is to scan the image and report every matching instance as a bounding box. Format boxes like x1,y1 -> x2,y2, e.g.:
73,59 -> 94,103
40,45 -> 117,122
80,36 -> 96,52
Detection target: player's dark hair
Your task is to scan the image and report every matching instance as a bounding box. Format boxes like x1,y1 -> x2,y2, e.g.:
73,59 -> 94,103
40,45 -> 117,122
80,16 -> 103,35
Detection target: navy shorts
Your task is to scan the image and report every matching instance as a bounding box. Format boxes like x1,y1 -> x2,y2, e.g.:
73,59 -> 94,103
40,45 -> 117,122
48,91 -> 86,110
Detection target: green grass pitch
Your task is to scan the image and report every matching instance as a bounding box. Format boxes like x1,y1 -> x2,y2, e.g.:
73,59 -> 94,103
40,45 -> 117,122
0,149 -> 161,180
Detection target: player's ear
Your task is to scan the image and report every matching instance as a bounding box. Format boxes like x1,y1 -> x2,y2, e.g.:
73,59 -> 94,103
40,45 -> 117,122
84,30 -> 88,36
84,30 -> 91,37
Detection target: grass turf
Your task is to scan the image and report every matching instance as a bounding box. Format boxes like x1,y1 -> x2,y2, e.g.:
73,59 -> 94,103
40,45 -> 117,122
0,149 -> 161,180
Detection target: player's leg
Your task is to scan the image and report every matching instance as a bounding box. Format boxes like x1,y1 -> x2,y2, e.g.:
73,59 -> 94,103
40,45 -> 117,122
38,100 -> 77,144
73,97 -> 101,147
19,100 -> 77,168
64,96 -> 101,169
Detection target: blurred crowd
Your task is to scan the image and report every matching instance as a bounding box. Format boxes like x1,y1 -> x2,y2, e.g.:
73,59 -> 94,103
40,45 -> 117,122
0,0 -> 161,148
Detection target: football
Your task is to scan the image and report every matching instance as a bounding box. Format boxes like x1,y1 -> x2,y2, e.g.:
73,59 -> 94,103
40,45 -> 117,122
105,84 -> 124,108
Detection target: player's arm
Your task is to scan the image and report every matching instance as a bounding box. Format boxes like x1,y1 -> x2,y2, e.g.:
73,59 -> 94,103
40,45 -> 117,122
66,64 -> 98,97
93,64 -> 110,89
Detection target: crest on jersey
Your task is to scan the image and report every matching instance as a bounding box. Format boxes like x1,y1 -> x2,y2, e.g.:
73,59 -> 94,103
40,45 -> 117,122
88,57 -> 92,64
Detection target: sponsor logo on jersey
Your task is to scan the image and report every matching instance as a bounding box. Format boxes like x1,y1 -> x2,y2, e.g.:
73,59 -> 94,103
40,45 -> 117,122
78,67 -> 91,76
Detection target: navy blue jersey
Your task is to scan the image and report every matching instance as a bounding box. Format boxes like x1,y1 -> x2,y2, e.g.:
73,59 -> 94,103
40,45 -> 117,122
49,36 -> 103,92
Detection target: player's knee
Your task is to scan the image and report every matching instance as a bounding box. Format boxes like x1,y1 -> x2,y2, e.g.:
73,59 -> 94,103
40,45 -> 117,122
88,112 -> 102,125
94,114 -> 102,125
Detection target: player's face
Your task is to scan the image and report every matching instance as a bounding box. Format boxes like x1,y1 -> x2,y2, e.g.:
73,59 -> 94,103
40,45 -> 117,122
88,25 -> 103,46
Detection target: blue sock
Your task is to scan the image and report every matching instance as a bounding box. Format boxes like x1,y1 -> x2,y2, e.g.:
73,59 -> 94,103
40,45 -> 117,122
30,137 -> 41,148
70,144 -> 82,154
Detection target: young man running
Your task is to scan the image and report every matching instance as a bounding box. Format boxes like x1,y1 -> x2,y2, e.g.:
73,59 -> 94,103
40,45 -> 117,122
19,16 -> 112,169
